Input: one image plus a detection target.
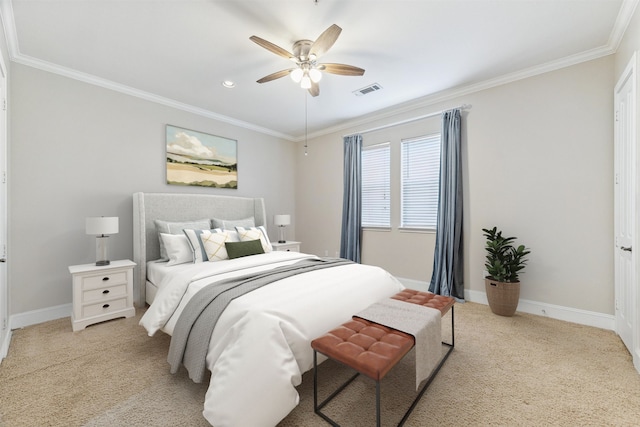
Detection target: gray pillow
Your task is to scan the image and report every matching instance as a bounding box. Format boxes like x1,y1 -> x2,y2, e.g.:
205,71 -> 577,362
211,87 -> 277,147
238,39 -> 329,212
155,219 -> 211,260
211,216 -> 255,230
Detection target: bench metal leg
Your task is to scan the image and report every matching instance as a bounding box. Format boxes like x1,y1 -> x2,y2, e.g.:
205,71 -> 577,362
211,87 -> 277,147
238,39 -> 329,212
376,380 -> 381,427
314,350 -> 360,427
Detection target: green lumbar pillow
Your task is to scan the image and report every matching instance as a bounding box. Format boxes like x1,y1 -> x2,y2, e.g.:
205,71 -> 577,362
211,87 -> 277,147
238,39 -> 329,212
225,239 -> 265,259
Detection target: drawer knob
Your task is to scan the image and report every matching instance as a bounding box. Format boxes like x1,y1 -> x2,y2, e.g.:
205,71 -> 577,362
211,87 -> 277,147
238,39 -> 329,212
102,304 -> 110,309
102,277 -> 109,281
102,290 -> 110,294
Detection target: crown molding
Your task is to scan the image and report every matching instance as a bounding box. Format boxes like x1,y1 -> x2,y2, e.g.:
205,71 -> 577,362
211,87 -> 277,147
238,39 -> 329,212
12,53 -> 297,141
0,0 -> 19,61
609,0 -> 640,50
290,0 -> 640,142
1,0 -> 637,143
307,43 -> 617,141
0,0 -> 296,141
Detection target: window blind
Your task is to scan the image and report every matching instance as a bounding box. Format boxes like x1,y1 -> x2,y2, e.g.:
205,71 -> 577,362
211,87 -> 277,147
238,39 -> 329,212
362,143 -> 390,227
401,134 -> 441,229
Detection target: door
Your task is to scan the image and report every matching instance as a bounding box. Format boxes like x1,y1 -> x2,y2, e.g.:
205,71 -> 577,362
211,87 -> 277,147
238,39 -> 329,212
614,53 -> 636,358
0,53 -> 6,360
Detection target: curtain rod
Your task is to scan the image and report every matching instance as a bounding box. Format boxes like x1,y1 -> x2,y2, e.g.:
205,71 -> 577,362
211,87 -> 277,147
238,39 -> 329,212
344,104 -> 471,137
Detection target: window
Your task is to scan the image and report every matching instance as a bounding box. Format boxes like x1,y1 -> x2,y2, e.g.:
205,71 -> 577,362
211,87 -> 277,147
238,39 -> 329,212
361,143 -> 390,227
401,134 -> 441,229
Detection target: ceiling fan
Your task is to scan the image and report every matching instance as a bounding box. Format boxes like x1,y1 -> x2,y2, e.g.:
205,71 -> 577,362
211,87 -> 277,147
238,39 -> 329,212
250,24 -> 365,97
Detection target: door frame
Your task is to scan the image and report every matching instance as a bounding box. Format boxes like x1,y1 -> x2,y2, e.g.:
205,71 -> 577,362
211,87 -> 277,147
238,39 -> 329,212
0,48 -> 8,362
632,52 -> 640,374
615,52 -> 639,374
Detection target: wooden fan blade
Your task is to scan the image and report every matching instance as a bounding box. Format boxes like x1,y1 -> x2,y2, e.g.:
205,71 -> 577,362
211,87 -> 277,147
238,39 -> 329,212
319,63 -> 365,76
250,36 -> 295,60
308,81 -> 320,97
309,24 -> 341,58
257,69 -> 294,83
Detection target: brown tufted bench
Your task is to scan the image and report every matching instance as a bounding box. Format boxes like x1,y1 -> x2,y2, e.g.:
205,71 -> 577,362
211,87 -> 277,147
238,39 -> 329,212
311,289 -> 455,427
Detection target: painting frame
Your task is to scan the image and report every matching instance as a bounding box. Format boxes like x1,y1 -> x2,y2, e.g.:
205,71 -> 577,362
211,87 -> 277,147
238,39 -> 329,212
165,124 -> 238,189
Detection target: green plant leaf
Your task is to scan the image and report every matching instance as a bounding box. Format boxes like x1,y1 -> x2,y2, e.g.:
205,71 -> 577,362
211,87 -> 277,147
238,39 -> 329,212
482,226 -> 530,283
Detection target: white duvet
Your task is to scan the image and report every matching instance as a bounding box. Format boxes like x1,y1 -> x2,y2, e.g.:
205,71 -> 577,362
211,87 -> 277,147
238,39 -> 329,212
140,251 -> 404,427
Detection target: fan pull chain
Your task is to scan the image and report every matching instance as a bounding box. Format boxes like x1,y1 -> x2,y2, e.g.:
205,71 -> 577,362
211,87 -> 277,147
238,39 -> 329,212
304,92 -> 308,156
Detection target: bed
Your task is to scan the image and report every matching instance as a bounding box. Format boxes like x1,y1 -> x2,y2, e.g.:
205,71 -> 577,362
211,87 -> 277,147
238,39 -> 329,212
133,192 -> 404,426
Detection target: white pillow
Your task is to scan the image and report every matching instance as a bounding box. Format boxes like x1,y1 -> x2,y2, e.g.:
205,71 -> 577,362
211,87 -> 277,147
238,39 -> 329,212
200,230 -> 233,262
183,228 -> 218,263
235,226 -> 273,253
159,233 -> 193,266
224,230 -> 241,243
155,219 -> 211,260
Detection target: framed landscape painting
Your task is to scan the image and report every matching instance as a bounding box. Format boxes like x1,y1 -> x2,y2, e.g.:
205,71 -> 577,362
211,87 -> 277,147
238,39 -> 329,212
166,125 -> 238,189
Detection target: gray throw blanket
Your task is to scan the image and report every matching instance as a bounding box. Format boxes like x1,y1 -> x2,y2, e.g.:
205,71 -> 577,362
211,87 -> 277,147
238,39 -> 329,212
168,257 -> 353,383
356,298 -> 441,389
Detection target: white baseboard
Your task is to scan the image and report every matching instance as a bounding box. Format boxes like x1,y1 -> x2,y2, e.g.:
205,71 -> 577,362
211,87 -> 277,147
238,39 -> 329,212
2,280 -> 617,337
464,290 -> 615,330
10,303 -> 72,330
1,304 -> 71,364
397,278 -> 615,331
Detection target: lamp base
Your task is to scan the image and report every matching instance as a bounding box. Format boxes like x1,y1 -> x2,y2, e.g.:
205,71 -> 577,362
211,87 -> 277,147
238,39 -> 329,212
95,236 -> 110,267
278,226 -> 287,245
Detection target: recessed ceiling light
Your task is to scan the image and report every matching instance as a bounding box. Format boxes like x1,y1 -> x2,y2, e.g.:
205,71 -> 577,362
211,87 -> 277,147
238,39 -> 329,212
222,80 -> 236,88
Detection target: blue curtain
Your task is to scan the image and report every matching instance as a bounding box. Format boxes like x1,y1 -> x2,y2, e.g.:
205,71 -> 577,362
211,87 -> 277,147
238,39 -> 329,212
429,109 -> 464,299
340,134 -> 362,263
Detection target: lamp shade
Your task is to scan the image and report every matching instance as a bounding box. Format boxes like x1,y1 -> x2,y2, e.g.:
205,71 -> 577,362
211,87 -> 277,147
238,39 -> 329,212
274,215 -> 291,226
86,217 -> 119,236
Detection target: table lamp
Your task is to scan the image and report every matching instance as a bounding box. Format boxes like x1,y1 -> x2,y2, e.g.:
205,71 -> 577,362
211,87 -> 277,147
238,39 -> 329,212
274,214 -> 290,243
86,216 -> 119,266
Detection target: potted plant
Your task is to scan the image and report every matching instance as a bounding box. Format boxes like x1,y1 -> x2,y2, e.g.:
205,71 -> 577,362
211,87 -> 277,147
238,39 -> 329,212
482,226 -> 530,316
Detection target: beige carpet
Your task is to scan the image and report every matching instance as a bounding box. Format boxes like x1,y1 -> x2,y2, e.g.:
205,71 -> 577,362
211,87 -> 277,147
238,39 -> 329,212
0,302 -> 638,426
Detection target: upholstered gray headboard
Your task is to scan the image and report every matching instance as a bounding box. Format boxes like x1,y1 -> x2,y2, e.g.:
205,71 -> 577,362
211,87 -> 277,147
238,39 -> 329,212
132,192 -> 267,307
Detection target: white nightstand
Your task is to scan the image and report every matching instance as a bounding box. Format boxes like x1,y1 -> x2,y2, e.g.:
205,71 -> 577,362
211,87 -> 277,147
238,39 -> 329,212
69,259 -> 136,332
271,241 -> 301,252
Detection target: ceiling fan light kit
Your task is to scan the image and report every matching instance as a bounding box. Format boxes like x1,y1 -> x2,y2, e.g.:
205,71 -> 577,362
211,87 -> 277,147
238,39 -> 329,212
290,68 -> 303,83
250,24 -> 364,97
309,68 -> 322,82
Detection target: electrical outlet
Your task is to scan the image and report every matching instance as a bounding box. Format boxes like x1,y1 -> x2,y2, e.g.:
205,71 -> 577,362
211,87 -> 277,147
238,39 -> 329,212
482,270 -> 489,279
324,250 -> 329,256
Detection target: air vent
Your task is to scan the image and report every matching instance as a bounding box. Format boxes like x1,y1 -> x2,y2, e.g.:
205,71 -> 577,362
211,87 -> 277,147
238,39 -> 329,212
353,83 -> 383,96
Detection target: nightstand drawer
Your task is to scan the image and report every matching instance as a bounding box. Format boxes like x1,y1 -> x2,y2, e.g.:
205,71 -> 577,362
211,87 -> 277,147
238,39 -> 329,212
82,297 -> 128,318
82,271 -> 128,290
82,284 -> 127,303
271,241 -> 301,252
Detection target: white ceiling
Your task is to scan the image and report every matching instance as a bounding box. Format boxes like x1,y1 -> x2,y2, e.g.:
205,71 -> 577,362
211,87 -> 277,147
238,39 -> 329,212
1,0 -> 637,140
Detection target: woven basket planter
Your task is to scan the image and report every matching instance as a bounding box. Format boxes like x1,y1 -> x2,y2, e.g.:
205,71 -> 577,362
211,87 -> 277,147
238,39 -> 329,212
485,278 -> 520,317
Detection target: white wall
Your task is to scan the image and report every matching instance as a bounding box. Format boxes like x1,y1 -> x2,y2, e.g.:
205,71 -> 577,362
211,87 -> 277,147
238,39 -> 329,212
296,55 -> 615,316
9,63 -> 296,315
7,5 -> 636,322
